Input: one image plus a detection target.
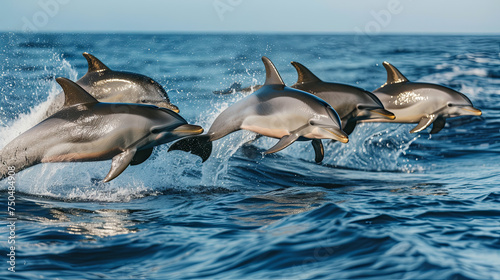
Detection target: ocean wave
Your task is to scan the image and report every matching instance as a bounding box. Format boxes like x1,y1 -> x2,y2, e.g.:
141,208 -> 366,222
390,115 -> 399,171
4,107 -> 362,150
1,34 -> 500,280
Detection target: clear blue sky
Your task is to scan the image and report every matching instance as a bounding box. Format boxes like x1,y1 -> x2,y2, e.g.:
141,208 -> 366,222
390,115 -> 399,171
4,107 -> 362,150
1,0 -> 499,34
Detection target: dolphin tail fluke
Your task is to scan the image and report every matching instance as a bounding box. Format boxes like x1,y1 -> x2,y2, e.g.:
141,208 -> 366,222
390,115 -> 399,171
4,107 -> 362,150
410,115 -> 437,133
311,139 -> 324,163
168,135 -> 212,162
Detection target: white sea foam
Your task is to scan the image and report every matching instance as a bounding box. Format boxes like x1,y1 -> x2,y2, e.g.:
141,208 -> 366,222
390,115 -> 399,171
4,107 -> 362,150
419,65 -> 488,84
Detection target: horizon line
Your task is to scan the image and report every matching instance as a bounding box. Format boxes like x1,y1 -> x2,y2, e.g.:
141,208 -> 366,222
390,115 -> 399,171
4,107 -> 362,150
1,30 -> 499,36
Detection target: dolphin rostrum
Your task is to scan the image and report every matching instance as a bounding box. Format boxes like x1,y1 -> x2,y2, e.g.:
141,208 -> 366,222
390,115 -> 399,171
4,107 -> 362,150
169,57 -> 349,163
45,52 -> 179,117
0,78 -> 203,182
362,62 -> 482,134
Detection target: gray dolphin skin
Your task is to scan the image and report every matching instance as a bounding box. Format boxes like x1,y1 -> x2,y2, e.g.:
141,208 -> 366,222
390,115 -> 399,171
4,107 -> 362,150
290,62 -> 395,135
0,78 -> 203,182
45,52 -> 179,117
170,57 -> 349,163
362,62 -> 482,134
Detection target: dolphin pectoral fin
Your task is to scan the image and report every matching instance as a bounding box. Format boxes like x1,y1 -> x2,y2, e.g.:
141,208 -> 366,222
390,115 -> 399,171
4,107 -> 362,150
311,139 -> 324,163
342,121 -> 357,136
430,117 -> 446,134
265,134 -> 299,155
410,115 -> 436,133
168,135 -> 212,162
130,148 -> 154,166
103,149 -> 136,183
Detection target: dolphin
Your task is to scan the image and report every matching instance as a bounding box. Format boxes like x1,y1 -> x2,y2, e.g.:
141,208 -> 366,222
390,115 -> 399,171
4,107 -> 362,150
45,52 -> 179,117
0,78 -> 203,182
169,57 -> 349,163
212,62 -> 395,135
362,62 -> 482,134
290,62 -> 395,135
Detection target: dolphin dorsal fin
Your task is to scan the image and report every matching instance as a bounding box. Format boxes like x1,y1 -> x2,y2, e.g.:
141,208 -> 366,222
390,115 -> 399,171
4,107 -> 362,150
262,56 -> 285,86
382,61 -> 409,86
291,61 -> 322,84
82,52 -> 110,73
56,77 -> 99,107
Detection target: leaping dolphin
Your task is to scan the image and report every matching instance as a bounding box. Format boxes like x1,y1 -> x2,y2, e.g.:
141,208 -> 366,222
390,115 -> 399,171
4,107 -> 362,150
0,78 -> 203,182
169,57 -> 349,163
45,52 -> 179,117
212,62 -> 395,135
290,62 -> 395,135
362,62 -> 482,134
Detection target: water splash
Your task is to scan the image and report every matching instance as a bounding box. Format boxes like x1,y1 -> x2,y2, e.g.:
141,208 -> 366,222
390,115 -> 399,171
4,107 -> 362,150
0,55 -> 78,147
194,90 -> 258,186
324,122 -> 422,172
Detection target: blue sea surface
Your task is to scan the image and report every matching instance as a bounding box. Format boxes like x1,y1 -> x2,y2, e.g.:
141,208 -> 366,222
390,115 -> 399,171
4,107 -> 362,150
0,33 -> 499,279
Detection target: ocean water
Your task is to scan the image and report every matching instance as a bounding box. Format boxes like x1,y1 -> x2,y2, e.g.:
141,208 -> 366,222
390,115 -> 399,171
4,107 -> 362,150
0,33 -> 499,279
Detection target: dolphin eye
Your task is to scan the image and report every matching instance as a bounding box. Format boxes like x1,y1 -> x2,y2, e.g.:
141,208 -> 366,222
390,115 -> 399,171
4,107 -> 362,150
309,118 -> 324,126
140,99 -> 147,103
447,103 -> 453,107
